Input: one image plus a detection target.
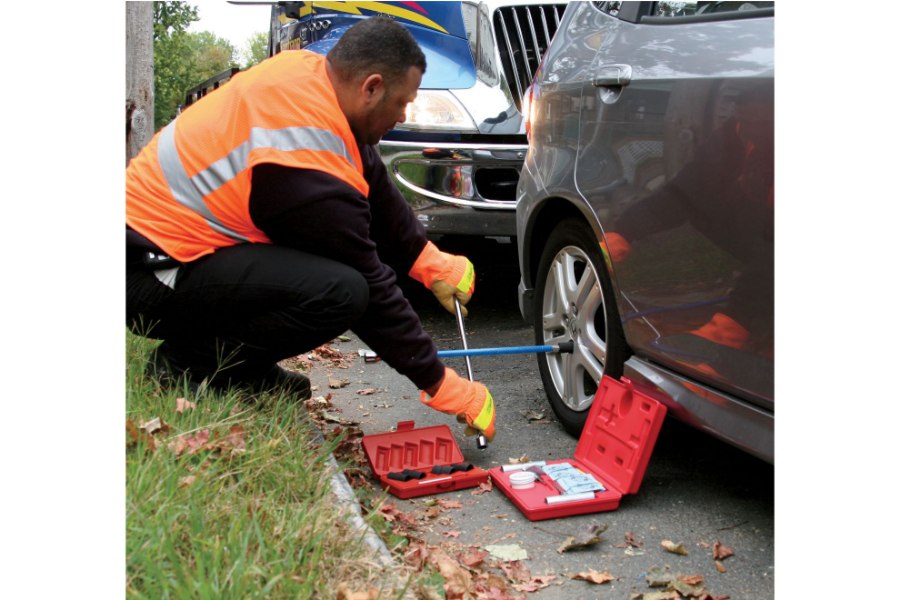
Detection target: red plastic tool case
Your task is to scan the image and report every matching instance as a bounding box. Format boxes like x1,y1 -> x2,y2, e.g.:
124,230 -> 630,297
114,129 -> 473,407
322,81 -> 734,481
362,420 -> 490,499
490,376 -> 667,520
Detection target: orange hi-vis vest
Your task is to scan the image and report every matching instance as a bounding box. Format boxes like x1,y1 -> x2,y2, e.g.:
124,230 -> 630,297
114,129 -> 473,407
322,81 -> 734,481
126,50 -> 369,263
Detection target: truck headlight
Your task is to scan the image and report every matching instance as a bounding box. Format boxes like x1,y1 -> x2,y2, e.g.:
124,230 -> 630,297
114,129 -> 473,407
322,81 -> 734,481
398,90 -> 477,132
523,84 -> 534,139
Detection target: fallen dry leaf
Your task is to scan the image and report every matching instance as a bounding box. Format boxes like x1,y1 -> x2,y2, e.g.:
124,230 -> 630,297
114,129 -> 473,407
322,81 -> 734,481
179,475 -> 196,487
643,591 -> 681,600
139,416 -> 169,435
442,531 -> 461,538
524,409 -> 545,421
498,560 -> 531,582
306,395 -> 332,408
679,575 -> 704,586
223,424 -> 246,451
507,454 -> 530,464
379,503 -> 401,522
175,397 -> 196,413
185,429 -> 211,454
471,479 -> 492,495
671,576 -> 706,597
661,539 -> 689,556
317,344 -> 341,357
168,429 -> 210,456
472,573 -> 515,599
571,570 -> 615,584
335,582 -> 378,600
458,547 -> 488,568
513,575 -> 556,593
438,499 -> 463,510
356,388 -> 377,395
715,560 -> 727,573
616,531 -> 642,548
485,544 -> 528,561
557,523 -> 608,553
713,541 -> 734,561
646,565 -> 674,587
126,419 -> 156,451
414,583 -> 443,600
167,435 -> 187,455
428,547 -> 474,599
404,540 -> 430,569
321,410 -> 354,424
193,425 -> 247,457
328,377 -> 350,389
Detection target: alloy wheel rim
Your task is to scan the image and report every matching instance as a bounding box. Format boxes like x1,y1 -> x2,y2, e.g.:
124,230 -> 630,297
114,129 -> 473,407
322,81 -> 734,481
540,245 -> 607,412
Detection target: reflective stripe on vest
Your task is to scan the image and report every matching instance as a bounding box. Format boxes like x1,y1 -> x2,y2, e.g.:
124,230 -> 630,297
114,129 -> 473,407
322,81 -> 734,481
127,51 -> 367,262
157,120 -> 360,244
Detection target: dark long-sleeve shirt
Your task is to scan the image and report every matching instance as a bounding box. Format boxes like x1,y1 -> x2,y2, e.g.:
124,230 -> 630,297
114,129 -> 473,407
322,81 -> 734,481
248,144 -> 444,390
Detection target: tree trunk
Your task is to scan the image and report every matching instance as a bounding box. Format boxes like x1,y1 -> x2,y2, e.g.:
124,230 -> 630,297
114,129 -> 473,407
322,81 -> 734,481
126,2 -> 154,165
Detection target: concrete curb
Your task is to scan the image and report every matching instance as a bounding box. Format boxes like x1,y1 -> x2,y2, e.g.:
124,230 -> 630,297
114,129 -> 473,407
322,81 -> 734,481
324,450 -> 395,568
302,389 -> 395,568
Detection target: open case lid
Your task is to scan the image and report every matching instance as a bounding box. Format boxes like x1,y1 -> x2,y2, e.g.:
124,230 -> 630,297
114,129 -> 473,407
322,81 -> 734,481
361,420 -> 465,476
573,376 -> 667,495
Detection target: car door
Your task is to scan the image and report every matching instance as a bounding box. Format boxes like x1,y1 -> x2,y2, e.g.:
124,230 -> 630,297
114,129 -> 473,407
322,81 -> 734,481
573,1 -> 774,410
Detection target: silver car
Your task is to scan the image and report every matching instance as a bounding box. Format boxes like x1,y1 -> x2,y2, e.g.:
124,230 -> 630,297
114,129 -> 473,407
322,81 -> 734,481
516,1 -> 774,463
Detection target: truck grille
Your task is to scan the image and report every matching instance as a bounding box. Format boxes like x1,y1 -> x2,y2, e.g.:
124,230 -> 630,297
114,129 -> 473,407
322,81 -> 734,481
493,4 -> 567,111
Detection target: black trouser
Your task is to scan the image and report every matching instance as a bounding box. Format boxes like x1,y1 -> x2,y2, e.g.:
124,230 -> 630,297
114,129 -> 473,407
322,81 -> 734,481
127,243 -> 369,379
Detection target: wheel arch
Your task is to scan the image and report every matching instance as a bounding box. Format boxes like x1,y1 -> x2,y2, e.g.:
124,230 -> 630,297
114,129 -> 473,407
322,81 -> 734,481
523,197 -> 590,290
522,195 -> 634,356
522,196 -> 616,293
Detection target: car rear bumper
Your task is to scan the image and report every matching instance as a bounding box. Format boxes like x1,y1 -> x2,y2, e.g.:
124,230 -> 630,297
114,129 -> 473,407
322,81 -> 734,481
379,140 -> 525,237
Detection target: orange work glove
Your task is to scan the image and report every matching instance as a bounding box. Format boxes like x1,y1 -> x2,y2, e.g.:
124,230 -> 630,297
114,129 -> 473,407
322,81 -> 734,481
600,231 -> 632,263
420,367 -> 496,441
409,241 -> 475,316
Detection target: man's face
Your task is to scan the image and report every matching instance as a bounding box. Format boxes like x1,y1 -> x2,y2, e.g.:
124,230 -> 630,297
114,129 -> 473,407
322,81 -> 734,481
355,66 -> 423,145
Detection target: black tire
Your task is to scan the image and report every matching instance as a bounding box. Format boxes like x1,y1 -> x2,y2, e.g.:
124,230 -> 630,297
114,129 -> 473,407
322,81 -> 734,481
533,218 -> 628,436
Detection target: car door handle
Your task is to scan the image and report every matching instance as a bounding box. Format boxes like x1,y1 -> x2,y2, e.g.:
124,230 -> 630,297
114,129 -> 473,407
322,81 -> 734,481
592,64 -> 632,87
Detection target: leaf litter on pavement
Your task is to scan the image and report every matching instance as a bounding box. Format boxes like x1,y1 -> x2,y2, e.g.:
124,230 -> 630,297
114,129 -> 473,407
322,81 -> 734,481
292,341 -> 741,599
557,523 -> 608,553
635,564 -> 730,600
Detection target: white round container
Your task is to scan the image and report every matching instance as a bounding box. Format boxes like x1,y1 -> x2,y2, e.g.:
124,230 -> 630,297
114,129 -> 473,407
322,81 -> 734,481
509,470 -> 537,490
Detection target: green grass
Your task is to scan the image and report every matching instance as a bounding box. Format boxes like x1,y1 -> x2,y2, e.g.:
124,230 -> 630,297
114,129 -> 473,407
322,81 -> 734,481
125,332 -> 418,599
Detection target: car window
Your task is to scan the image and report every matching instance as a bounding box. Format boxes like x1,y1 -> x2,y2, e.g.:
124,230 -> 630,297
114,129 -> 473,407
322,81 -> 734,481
653,1 -> 773,17
592,1 -> 773,22
592,1 -> 623,16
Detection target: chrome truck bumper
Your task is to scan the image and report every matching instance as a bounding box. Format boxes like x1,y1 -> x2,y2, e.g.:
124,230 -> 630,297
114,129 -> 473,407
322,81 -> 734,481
378,140 -> 525,238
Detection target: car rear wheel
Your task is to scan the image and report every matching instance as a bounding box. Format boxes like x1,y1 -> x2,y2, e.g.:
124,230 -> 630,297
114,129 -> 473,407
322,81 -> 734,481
533,218 -> 628,436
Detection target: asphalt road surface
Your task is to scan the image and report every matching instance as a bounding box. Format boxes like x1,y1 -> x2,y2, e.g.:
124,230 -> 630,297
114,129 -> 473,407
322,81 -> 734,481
307,239 -> 774,599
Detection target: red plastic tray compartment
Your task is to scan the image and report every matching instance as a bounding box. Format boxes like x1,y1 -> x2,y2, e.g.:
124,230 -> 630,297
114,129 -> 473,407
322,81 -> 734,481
489,376 -> 666,520
362,420 -> 489,499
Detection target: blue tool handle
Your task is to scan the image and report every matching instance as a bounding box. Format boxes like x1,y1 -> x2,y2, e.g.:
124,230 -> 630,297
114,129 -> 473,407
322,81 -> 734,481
438,345 -> 555,358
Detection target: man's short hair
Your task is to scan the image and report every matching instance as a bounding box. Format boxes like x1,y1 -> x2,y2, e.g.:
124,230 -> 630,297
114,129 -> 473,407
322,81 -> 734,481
327,17 -> 427,85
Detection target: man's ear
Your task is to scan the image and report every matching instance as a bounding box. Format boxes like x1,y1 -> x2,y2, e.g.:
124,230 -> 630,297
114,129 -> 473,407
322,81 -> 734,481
360,73 -> 385,105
